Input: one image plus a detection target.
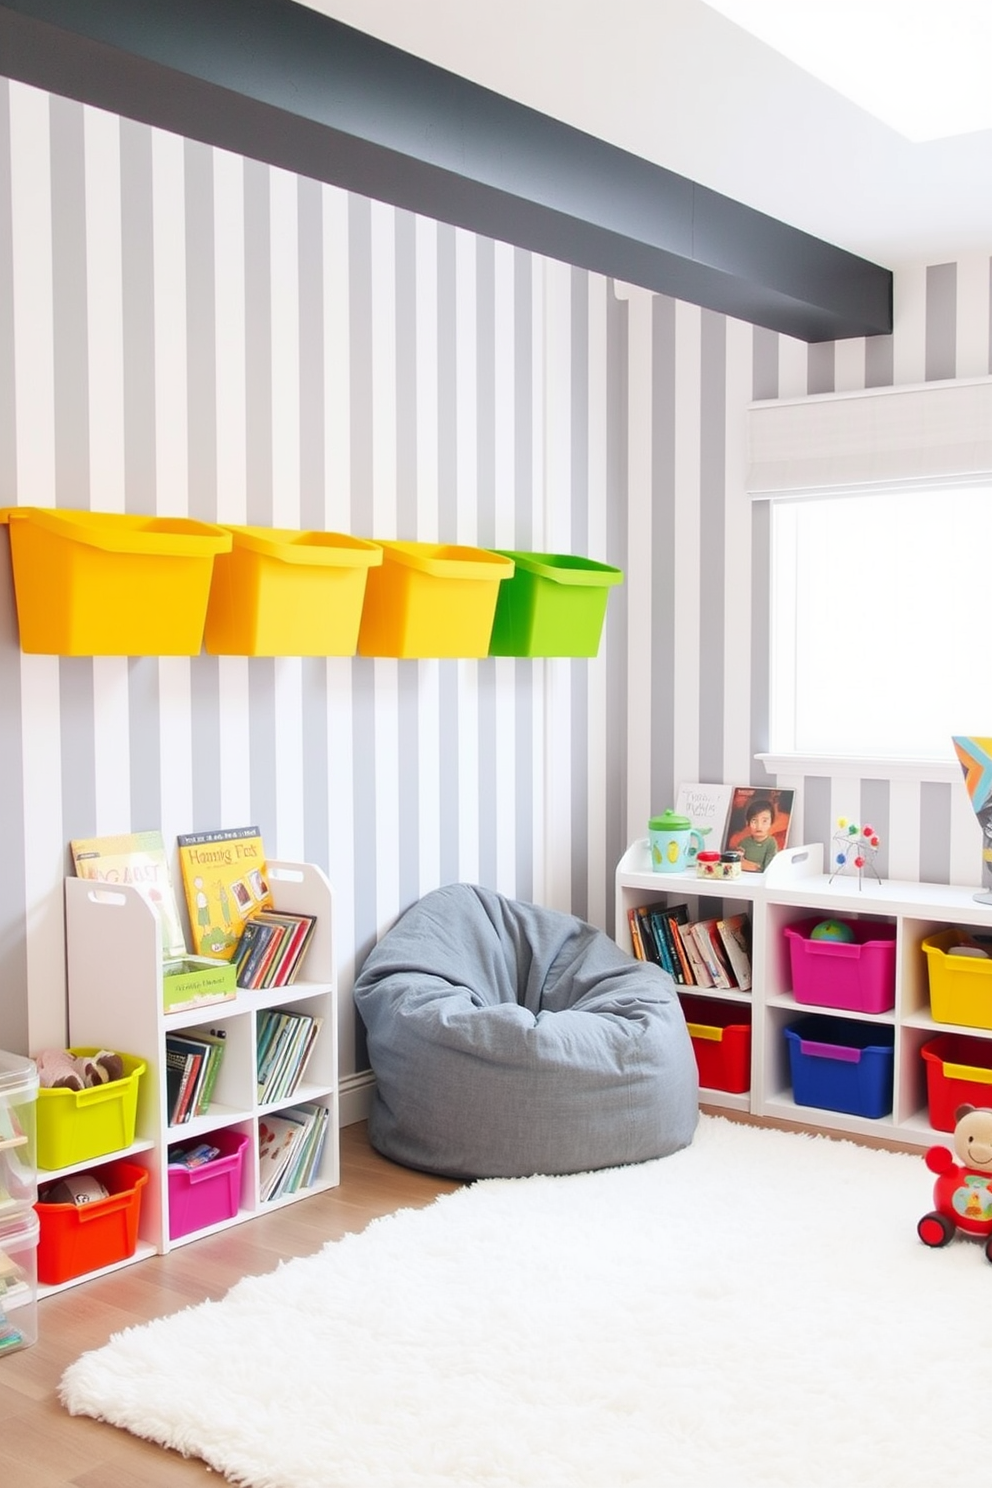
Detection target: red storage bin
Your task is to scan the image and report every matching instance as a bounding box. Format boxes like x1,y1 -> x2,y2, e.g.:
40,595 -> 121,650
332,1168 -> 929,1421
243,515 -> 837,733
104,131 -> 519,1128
783,917 -> 897,1013
168,1129 -> 249,1240
921,1033 -> 992,1132
36,1159 -> 147,1285
680,994 -> 752,1094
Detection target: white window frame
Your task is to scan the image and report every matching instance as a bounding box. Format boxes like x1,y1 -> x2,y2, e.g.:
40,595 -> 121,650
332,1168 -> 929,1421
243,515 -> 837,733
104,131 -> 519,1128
748,377 -> 992,785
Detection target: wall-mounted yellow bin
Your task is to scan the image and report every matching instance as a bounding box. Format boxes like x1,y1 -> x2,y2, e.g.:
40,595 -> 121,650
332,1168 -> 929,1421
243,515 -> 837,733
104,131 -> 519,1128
357,542 -> 515,658
487,551 -> 623,657
0,507 -> 231,655
203,526 -> 383,656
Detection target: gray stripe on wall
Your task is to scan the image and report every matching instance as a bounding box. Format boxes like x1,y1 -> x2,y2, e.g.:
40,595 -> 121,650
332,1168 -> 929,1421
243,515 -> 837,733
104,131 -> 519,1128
189,656 -> 221,829
604,282 -> 628,934
864,332 -> 894,388
185,139 -> 216,523
751,326 -> 778,402
698,310 -> 725,781
120,119 -> 156,516
348,193 -> 372,534
0,82 -> 14,503
0,530 -> 28,1052
860,777 -> 890,881
476,237 -> 496,547
247,658 -> 278,843
806,341 -> 834,396
397,660 -> 421,908
748,497 -> 771,781
919,781 -> 951,884
244,158 -> 272,527
650,295 -> 676,810
925,263 -> 956,381
569,269 -> 590,915
437,659 -> 460,884
128,656 -> 162,827
298,174 -> 324,531
301,655 -> 329,870
513,247 -> 535,551
59,660 -> 97,842
50,94 -> 89,510
436,223 -> 457,541
394,208 -> 417,538
802,774 -> 832,856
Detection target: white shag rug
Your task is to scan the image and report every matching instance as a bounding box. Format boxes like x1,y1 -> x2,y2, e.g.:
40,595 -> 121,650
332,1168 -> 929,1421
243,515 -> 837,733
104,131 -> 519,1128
61,1115 -> 989,1488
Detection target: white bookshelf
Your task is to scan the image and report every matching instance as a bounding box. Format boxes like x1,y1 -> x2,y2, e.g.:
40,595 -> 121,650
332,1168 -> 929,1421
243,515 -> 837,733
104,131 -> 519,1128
616,838 -> 992,1148
46,860 -> 339,1294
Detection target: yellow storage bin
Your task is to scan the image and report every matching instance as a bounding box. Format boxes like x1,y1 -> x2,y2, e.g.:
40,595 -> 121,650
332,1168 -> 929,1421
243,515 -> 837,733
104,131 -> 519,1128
923,929 -> 992,1030
204,526 -> 383,656
36,1052 -> 146,1171
0,507 -> 231,655
357,542 -> 514,658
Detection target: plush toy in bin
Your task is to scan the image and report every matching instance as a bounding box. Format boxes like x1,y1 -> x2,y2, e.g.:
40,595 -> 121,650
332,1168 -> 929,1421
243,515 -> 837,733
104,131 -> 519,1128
917,1104 -> 992,1263
35,1048 -> 124,1092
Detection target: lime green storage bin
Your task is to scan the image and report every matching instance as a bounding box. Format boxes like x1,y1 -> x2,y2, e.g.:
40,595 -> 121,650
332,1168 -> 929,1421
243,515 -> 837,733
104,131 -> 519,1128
203,526 -> 383,656
36,1052 -> 146,1171
487,551 -> 623,657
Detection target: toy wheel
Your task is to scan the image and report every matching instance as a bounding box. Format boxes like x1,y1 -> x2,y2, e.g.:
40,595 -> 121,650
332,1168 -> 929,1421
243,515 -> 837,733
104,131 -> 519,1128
918,1211 -> 954,1248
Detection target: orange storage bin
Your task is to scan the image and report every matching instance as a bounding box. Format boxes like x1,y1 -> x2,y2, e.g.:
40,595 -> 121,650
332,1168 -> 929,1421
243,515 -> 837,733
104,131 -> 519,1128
0,507 -> 231,655
357,542 -> 514,658
204,526 -> 383,655
36,1159 -> 148,1285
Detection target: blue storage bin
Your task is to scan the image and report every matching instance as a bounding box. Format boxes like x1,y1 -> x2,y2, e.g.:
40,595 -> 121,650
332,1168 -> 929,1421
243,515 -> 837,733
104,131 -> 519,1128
784,1016 -> 894,1119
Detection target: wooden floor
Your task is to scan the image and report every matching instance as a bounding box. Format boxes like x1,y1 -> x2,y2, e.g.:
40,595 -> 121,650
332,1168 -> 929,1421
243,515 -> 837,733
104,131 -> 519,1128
0,1123 -> 460,1487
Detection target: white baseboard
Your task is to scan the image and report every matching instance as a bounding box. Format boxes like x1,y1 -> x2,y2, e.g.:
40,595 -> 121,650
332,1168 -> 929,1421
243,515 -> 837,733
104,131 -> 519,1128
340,1069 -> 376,1126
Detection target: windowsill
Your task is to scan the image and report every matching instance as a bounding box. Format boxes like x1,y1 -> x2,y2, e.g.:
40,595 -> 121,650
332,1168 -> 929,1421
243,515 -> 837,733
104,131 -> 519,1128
755,752 -> 961,785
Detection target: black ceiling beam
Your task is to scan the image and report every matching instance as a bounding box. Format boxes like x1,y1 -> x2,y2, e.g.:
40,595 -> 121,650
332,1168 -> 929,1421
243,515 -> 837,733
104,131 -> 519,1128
0,0 -> 892,342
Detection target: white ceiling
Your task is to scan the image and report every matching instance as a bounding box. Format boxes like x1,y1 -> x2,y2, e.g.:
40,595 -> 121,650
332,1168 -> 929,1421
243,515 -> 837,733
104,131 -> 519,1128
301,0 -> 992,271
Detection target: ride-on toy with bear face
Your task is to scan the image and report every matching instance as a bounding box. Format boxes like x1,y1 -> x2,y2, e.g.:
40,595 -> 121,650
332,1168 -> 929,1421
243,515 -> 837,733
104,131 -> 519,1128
918,1103 -> 992,1262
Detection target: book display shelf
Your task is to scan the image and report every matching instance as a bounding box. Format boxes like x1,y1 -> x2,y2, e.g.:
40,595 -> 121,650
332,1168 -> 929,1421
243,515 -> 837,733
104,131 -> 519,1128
49,861 -> 339,1296
616,838 -> 992,1148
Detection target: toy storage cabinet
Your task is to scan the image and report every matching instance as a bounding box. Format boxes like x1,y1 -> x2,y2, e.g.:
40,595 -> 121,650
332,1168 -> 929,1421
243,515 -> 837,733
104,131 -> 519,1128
615,839 -> 992,1148
56,860 -> 339,1295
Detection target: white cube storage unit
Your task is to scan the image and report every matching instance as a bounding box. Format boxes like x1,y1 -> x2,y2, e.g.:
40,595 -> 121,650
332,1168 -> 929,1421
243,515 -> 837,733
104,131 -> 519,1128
616,838 -> 992,1148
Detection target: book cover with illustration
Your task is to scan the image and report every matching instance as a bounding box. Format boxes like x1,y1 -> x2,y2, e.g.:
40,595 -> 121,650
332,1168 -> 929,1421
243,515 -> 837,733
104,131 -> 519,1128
70,830 -> 187,959
177,826 -> 273,960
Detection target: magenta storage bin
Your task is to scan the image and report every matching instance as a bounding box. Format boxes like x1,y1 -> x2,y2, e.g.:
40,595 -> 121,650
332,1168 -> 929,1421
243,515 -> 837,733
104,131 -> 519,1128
783,917 -> 897,1013
167,1129 -> 249,1240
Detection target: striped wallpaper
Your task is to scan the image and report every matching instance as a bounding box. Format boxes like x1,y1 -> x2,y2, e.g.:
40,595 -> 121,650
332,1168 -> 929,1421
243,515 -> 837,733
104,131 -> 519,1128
0,76 -> 989,1097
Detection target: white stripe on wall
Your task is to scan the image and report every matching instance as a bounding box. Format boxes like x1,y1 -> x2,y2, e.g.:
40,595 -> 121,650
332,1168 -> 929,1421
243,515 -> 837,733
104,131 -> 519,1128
84,105 -> 125,512
270,165 -> 301,530
214,148 -> 247,525
9,81 -> 55,505
151,127 -> 187,517
671,298 -> 702,784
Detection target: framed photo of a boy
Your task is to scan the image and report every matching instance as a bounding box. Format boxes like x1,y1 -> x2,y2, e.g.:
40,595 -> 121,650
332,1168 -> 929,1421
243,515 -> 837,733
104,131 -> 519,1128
723,787 -> 795,873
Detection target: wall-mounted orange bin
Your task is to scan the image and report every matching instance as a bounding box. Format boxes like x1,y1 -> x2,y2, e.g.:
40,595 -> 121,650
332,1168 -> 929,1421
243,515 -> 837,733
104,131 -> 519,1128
0,507 -> 231,655
487,551 -> 623,657
203,527 -> 383,656
357,542 -> 514,658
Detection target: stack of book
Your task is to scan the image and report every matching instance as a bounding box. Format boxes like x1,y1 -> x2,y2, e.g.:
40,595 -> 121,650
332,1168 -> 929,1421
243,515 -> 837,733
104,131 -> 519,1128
257,1104 -> 330,1202
165,1028 -> 228,1126
256,1010 -> 322,1105
234,910 -> 317,991
629,905 -> 752,992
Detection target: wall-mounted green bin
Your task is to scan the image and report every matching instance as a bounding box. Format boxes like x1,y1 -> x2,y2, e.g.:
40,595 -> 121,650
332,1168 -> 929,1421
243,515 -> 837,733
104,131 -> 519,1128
487,551 -> 623,657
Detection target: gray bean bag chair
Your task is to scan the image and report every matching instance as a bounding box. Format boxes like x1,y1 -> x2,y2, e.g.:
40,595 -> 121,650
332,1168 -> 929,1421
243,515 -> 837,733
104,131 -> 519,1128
353,883 -> 699,1179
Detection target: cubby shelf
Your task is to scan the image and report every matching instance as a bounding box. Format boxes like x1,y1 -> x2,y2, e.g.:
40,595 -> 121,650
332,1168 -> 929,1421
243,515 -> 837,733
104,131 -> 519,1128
45,860 -> 339,1295
616,839 -> 992,1148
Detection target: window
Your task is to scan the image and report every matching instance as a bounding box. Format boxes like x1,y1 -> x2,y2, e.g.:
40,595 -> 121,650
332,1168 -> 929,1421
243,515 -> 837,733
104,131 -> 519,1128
769,484 -> 992,763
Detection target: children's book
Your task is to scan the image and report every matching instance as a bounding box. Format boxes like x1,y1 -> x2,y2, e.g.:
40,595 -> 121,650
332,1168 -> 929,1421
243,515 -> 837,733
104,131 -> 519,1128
70,830 -> 186,959
257,1112 -> 308,1202
675,783 -> 734,849
717,914 -> 753,992
176,826 -> 273,960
